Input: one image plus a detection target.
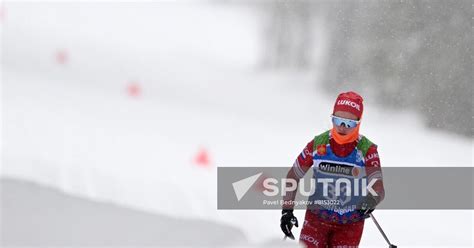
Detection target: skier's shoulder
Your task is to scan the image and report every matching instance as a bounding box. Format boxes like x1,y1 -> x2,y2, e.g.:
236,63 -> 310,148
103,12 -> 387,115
312,130 -> 331,146
357,133 -> 378,156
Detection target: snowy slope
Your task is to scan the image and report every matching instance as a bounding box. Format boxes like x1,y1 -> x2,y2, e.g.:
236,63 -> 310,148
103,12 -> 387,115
1,2 -> 472,247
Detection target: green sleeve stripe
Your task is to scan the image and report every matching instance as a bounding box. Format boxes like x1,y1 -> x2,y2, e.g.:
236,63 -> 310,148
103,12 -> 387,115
357,136 -> 374,157
313,130 -> 330,150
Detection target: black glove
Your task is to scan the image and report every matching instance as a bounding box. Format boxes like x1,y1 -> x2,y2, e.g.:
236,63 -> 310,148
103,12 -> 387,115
280,209 -> 299,240
357,195 -> 377,218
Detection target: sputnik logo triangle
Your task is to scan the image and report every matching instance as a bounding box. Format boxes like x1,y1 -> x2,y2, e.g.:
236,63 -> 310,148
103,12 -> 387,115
232,172 -> 263,201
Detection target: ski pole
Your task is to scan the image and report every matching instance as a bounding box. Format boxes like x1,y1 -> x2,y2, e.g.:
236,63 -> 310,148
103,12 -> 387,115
369,213 -> 397,248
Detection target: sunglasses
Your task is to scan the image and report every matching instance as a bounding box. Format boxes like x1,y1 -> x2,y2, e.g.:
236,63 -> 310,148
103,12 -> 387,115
331,115 -> 360,129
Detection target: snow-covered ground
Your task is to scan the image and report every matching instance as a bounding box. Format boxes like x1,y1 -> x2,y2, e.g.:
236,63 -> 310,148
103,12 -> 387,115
1,2 -> 472,247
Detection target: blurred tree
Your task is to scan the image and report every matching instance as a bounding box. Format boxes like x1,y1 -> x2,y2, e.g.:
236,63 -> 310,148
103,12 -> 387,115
260,1 -> 316,69
322,0 -> 472,137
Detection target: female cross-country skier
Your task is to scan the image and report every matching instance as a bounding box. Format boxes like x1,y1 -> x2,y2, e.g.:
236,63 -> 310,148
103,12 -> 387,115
280,91 -> 385,248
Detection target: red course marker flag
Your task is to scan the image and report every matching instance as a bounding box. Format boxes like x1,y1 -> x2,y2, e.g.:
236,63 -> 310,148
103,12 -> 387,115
55,50 -> 68,64
127,82 -> 141,98
194,147 -> 211,168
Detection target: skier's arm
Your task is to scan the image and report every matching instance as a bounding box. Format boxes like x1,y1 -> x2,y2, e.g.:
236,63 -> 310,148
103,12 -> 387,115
282,140 -> 314,209
364,144 -> 385,205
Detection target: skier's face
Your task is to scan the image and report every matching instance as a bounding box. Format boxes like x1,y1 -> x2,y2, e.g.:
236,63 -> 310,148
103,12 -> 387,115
333,111 -> 359,135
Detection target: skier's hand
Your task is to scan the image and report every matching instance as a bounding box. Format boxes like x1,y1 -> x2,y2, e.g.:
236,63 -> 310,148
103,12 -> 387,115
357,195 -> 377,218
280,209 -> 299,240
